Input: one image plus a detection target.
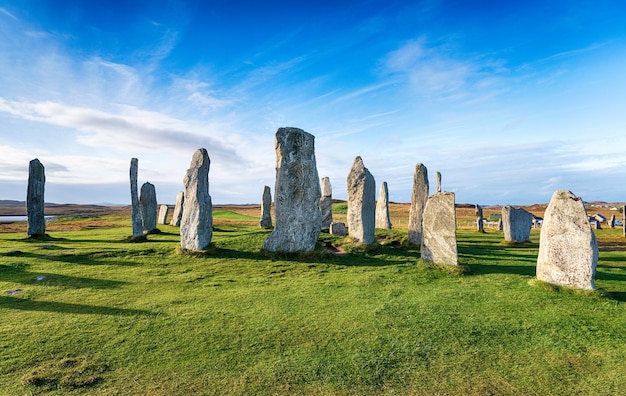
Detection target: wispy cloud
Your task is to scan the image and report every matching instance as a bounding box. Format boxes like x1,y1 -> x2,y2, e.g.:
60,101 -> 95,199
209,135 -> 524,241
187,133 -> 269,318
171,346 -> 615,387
0,98 -> 241,164
382,38 -> 507,103
0,7 -> 18,20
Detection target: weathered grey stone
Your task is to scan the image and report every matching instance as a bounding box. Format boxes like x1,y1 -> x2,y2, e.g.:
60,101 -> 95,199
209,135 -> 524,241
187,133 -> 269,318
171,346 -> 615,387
346,156 -> 376,244
158,204 -> 169,225
129,158 -> 143,237
180,148 -> 213,251
330,222 -> 347,236
140,182 -> 157,232
263,128 -> 321,252
502,205 -> 533,242
260,185 -> 273,229
375,181 -> 392,229
475,204 -> 484,232
624,206 -> 626,237
610,214 -> 616,228
595,221 -> 602,230
320,177 -> 333,229
536,190 -> 597,290
27,158 -> 45,237
169,191 -> 184,226
408,163 -> 429,245
421,192 -> 458,265
436,171 -> 442,193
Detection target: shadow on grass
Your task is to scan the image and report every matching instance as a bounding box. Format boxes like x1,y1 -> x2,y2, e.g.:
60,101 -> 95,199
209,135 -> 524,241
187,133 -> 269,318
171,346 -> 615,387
466,262 -> 536,277
0,296 -> 154,316
606,291 -> 626,302
0,264 -> 129,289
2,250 -> 138,266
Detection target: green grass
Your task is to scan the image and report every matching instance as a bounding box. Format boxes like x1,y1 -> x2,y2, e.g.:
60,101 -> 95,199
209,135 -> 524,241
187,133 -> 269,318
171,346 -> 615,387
212,209 -> 258,221
1,218 -> 626,395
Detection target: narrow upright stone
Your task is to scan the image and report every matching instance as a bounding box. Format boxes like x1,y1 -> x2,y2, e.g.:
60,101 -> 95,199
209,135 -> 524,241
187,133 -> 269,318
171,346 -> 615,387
421,192 -> 458,265
475,204 -> 484,232
502,206 -> 533,242
263,128 -> 321,252
408,163 -> 429,245
610,214 -> 616,228
346,156 -> 376,244
320,177 -> 333,229
140,182 -> 157,232
536,190 -> 597,290
27,159 -> 46,237
375,181 -> 392,229
158,204 -> 169,225
180,148 -> 212,251
129,158 -> 143,238
623,206 -> 626,237
170,191 -> 184,226
436,171 -> 442,193
260,185 -> 273,229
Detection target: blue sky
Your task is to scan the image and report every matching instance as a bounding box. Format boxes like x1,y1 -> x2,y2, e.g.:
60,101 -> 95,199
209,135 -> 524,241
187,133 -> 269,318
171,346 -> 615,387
1,0 -> 625,205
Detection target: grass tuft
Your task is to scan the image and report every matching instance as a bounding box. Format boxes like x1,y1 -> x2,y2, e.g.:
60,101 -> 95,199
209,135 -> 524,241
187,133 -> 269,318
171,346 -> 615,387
21,356 -> 107,390
176,243 -> 218,257
126,234 -> 148,243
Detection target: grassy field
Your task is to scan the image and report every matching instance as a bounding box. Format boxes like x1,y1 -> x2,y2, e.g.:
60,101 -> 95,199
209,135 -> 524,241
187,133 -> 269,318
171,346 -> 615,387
1,208 -> 625,395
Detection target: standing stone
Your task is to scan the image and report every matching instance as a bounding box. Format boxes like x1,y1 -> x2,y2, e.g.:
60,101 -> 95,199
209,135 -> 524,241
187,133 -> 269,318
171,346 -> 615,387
346,156 -> 376,244
436,171 -> 442,193
421,192 -> 458,265
330,222 -> 347,236
320,177 -> 333,229
475,204 -> 484,232
536,190 -> 597,290
263,128 -> 321,252
129,158 -> 143,238
260,185 -> 273,229
502,205 -> 533,242
609,214 -> 616,228
27,159 -> 46,237
408,163 -> 429,245
180,148 -> 212,251
158,204 -> 169,225
140,182 -> 157,233
623,206 -> 626,237
375,181 -> 392,229
169,191 -> 184,226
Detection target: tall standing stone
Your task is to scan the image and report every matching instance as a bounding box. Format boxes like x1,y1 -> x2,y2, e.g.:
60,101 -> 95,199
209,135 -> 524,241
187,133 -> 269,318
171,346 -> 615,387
375,181 -> 392,229
475,204 -> 484,232
408,163 -> 429,245
263,128 -> 321,252
158,204 -> 169,225
436,171 -> 442,193
536,190 -> 597,290
170,191 -> 184,226
421,192 -> 458,265
260,185 -> 273,229
180,148 -> 212,251
140,182 -> 157,233
27,159 -> 46,237
320,177 -> 333,229
346,156 -> 376,244
129,158 -> 143,238
623,206 -> 626,237
502,205 -> 533,242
